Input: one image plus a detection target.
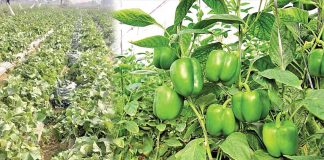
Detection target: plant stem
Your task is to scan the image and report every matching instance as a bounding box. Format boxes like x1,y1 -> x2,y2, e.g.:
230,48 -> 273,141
298,114 -> 309,134
236,0 -> 243,86
188,35 -> 197,57
243,0 -> 263,34
240,82 -> 251,92
222,98 -> 232,108
154,132 -> 161,160
320,78 -> 322,89
275,112 -> 282,128
219,85 -> 231,96
236,0 -> 241,18
216,148 -> 220,160
219,150 -> 223,160
274,0 -> 285,70
156,22 -> 170,37
290,104 -> 303,120
311,24 -> 324,51
121,70 -> 124,94
188,97 -> 213,160
244,60 -> 255,84
301,48 -> 314,89
198,0 -> 202,21
290,61 -> 304,78
281,84 -> 285,98
315,77 -> 320,89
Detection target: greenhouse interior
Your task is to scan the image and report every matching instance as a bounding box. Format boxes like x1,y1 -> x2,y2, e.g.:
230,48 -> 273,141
0,0 -> 323,159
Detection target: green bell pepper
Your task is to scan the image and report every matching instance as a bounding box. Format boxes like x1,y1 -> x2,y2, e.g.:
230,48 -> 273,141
262,113 -> 298,157
308,49 -> 324,77
232,88 -> 270,122
170,58 -> 203,97
205,50 -> 240,85
206,100 -> 237,136
153,47 -> 178,70
153,86 -> 183,120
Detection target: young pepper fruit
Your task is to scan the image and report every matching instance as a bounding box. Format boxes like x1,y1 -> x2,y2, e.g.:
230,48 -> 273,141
232,88 -> 270,122
170,58 -> 203,97
206,100 -> 237,136
308,49 -> 324,77
262,113 -> 298,157
205,50 -> 240,86
153,47 -> 178,70
153,86 -> 183,120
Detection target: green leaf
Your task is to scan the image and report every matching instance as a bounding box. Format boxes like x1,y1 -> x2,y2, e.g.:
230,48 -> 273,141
299,0 -> 316,5
92,142 -> 101,153
113,138 -> 125,148
246,12 -> 275,40
156,124 -> 166,132
253,75 -> 272,88
253,55 -> 276,72
259,68 -> 302,90
183,122 -> 199,142
36,110 -> 47,122
124,100 -> 139,116
130,70 -> 157,75
301,89 -> 324,120
246,123 -> 263,143
220,132 -> 253,160
164,138 -> 183,147
21,152 -> 38,160
124,121 -> 139,133
200,35 -> 214,45
285,23 -> 301,42
246,133 -> 262,151
269,22 -> 296,70
268,88 -> 283,110
179,33 -> 192,56
195,93 -> 217,107
112,8 -> 157,27
270,0 -> 291,8
130,35 -> 169,48
80,144 -> 93,156
284,155 -> 323,160
179,29 -> 211,35
166,25 -> 178,36
316,128 -> 324,134
174,138 -> 206,160
203,0 -> 228,14
176,123 -> 186,132
141,136 -> 154,156
194,14 -> 244,29
158,143 -> 169,157
252,150 -> 278,160
0,150 -> 7,159
174,0 -> 196,25
126,83 -> 141,91
278,7 -> 309,24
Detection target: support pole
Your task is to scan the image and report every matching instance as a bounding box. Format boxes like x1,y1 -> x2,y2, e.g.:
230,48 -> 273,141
6,0 -> 15,16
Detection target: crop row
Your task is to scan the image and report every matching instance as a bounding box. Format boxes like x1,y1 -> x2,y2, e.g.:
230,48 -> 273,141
0,8 -> 77,159
0,8 -> 76,62
88,9 -> 114,47
51,12 -> 114,159
0,6 -> 116,159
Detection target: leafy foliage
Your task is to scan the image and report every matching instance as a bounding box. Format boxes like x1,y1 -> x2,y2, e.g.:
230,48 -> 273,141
0,6 -> 115,159
1,0 -> 324,159
112,0 -> 324,159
